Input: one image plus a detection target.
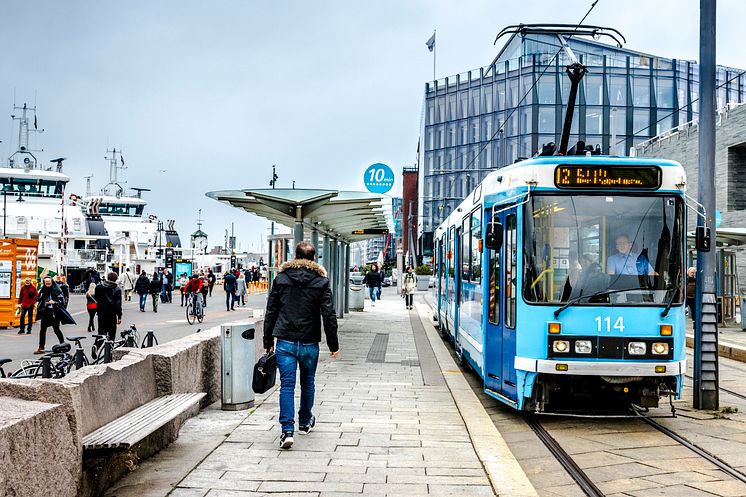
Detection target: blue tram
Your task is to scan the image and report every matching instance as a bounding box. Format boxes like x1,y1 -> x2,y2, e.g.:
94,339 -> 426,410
434,156 -> 688,412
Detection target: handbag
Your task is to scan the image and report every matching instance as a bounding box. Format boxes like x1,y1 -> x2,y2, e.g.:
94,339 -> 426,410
252,352 -> 277,394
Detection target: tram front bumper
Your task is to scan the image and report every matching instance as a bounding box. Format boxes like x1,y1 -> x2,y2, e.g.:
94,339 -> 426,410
514,357 -> 686,376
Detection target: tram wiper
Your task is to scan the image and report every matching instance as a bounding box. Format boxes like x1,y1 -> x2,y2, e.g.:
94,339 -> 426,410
553,288 -> 641,318
660,270 -> 682,318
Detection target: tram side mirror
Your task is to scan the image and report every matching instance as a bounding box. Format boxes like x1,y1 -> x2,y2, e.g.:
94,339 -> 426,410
485,220 -> 503,251
696,226 -> 711,252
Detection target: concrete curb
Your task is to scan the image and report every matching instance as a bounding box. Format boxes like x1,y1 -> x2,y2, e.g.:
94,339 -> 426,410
686,333 -> 746,363
414,303 -> 539,497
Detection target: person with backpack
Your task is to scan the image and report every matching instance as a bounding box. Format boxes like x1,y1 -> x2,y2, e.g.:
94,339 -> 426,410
223,270 -> 237,311
403,266 -> 417,310
135,272 -> 150,312
95,272 -> 123,341
85,283 -> 97,332
263,241 -> 339,449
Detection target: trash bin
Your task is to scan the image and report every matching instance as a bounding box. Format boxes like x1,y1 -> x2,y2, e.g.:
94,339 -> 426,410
221,322 -> 256,411
350,284 -> 364,312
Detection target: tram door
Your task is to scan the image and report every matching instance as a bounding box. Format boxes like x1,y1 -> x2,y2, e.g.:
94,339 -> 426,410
453,226 -> 462,342
484,209 -> 518,400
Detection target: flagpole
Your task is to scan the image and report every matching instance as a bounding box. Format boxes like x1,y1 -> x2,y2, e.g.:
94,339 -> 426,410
433,29 -> 436,83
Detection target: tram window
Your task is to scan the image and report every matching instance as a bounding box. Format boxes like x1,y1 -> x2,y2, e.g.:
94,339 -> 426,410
506,214 -> 517,328
470,209 -> 482,284
461,218 -> 469,283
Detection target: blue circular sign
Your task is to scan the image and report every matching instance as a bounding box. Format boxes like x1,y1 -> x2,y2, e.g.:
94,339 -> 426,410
364,163 -> 394,194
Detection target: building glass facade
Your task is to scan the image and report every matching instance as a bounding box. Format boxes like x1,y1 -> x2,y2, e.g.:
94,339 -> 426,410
420,32 -> 746,246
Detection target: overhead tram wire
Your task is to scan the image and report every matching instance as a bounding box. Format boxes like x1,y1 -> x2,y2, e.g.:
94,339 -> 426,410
614,68 -> 746,149
429,0 -> 602,175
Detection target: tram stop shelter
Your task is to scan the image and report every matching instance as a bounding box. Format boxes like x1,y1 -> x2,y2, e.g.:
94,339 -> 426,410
206,188 -> 393,319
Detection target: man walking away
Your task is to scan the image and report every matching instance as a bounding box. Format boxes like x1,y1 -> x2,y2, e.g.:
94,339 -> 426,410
207,268 -> 216,296
95,272 -> 123,341
17,277 -> 37,334
118,267 -> 135,301
150,272 -> 162,312
34,277 -> 65,354
224,270 -> 237,311
264,241 -> 339,450
135,272 -> 150,312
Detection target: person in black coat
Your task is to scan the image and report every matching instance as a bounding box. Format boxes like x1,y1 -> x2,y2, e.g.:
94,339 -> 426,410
94,272 -> 123,341
135,272 -> 150,312
149,272 -> 162,312
207,268 -> 216,296
34,276 -> 65,354
362,264 -> 382,306
263,242 -> 339,448
223,271 -> 237,311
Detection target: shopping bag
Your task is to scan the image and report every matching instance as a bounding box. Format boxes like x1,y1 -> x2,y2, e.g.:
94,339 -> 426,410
252,352 -> 277,394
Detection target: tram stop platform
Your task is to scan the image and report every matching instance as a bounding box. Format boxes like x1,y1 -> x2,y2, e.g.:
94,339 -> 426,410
105,289 -> 538,497
687,321 -> 746,364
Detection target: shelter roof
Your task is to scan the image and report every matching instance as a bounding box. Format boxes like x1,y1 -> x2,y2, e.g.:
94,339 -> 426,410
205,188 -> 393,243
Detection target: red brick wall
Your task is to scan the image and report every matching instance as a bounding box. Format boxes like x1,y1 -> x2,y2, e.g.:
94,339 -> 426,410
402,169 -> 419,255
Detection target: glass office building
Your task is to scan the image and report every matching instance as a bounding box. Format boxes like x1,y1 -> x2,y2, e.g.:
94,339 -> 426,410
420,32 -> 746,251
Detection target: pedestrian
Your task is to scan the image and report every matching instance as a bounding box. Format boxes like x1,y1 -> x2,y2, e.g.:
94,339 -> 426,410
200,271 -> 209,308
56,275 -> 70,309
391,267 -> 399,289
162,269 -> 173,303
17,276 -> 37,335
403,265 -> 417,310
686,267 -> 696,323
207,268 -> 216,296
376,265 -> 384,300
263,241 -> 339,449
118,267 -> 135,302
252,266 -> 260,283
224,270 -> 237,311
135,271 -> 150,312
150,271 -> 162,312
86,283 -> 97,332
95,271 -> 123,341
236,272 -> 248,306
34,276 -> 65,354
178,273 -> 188,306
83,267 -> 100,289
362,263 -> 381,307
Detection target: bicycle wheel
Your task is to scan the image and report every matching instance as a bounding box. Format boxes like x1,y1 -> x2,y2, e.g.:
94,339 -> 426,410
11,364 -> 42,378
186,301 -> 195,325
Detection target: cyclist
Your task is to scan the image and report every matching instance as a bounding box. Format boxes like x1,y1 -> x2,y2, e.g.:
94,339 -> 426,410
184,273 -> 204,316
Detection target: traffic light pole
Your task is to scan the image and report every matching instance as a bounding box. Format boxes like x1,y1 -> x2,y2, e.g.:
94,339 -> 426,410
694,0 -> 719,411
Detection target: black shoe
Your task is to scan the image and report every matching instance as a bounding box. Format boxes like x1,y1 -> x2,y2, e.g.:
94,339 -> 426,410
299,416 -> 315,435
17,329 -> 24,334
26,330 -> 31,334
280,431 -> 294,449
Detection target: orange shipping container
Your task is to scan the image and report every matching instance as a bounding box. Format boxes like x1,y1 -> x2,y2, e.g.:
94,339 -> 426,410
0,238 -> 39,328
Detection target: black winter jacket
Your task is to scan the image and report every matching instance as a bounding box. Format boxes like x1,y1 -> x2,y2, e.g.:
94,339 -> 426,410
362,271 -> 381,289
36,282 -> 65,320
224,273 -> 237,292
149,275 -> 162,295
135,274 -> 150,295
94,280 -> 123,319
263,259 -> 339,352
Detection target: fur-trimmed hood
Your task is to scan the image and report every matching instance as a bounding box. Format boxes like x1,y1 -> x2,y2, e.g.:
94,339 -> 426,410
279,259 -> 327,278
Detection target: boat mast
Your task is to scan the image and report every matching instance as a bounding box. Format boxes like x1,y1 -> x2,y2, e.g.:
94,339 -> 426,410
9,103 -> 44,169
102,147 -> 126,196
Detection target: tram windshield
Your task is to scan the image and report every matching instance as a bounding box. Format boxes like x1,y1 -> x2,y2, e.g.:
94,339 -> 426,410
523,194 -> 684,306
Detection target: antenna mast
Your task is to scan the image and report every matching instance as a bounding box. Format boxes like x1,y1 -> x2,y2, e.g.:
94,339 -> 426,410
102,147 -> 126,196
8,103 -> 44,169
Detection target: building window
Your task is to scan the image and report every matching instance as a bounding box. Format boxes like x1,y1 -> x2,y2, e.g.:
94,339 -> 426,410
655,78 -> 674,108
586,106 -> 603,135
633,77 -> 650,107
609,75 -> 627,106
539,107 -> 554,134
585,75 -> 603,105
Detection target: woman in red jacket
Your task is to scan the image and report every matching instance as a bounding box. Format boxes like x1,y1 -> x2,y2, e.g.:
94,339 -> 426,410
17,277 -> 37,334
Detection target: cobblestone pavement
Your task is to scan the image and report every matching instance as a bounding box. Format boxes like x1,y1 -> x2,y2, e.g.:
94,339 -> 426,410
146,292 -> 502,497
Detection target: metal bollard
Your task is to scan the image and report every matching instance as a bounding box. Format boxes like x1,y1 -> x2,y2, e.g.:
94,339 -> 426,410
125,334 -> 136,348
41,356 -> 52,378
103,341 -> 112,364
74,348 -> 85,369
142,330 -> 157,348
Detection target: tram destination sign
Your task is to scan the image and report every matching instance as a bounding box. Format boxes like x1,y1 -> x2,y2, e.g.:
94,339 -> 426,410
554,165 -> 661,190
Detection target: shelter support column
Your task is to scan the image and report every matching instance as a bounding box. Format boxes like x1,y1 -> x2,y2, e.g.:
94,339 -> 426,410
311,229 -> 319,255
344,243 -> 350,314
329,238 -> 337,301
336,240 -> 344,319
294,206 -> 304,247
323,235 -> 330,275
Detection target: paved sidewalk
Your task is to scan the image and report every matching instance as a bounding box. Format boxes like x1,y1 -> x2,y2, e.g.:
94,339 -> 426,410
108,291 -> 534,497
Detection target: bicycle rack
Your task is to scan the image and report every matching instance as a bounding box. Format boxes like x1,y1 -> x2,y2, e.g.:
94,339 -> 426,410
103,341 -> 112,364
41,356 -> 52,378
125,335 -> 137,348
141,330 -> 157,348
74,348 -> 86,369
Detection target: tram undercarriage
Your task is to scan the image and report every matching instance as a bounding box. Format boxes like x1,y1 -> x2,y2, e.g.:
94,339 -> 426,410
525,374 -> 679,413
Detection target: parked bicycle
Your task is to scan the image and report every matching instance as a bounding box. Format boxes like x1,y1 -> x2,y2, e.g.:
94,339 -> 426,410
0,343 -> 75,379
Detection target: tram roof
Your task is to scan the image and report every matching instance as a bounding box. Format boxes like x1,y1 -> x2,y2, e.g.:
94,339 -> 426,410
205,188 -> 394,243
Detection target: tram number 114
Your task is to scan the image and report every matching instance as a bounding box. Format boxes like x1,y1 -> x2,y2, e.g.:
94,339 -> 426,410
595,316 -> 625,333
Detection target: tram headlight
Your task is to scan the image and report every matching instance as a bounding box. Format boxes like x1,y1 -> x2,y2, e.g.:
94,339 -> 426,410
574,340 -> 593,354
627,342 -> 647,356
552,340 -> 570,353
652,342 -> 669,355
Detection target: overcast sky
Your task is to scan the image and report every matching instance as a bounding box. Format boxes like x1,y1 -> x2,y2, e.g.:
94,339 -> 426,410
0,0 -> 743,251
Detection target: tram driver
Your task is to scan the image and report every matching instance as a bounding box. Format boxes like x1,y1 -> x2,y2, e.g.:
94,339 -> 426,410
606,234 -> 654,276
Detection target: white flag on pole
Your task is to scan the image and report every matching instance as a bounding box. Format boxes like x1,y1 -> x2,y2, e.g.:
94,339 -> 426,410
426,32 -> 435,52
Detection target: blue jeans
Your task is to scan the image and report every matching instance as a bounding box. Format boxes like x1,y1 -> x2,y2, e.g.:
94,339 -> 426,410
225,291 -> 235,310
368,287 -> 377,302
139,293 -> 147,310
276,339 -> 319,433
